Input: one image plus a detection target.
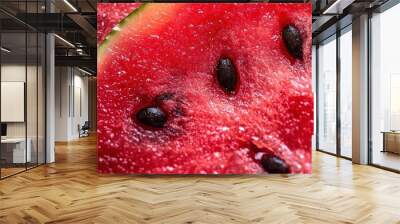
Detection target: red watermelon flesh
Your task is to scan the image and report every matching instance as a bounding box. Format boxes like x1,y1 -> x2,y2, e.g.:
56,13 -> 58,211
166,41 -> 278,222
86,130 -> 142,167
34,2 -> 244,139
98,3 -> 313,174
97,3 -> 141,45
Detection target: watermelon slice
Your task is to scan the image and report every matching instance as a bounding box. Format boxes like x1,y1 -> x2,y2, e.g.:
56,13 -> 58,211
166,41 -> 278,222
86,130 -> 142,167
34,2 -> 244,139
97,3 -> 313,174
97,3 -> 141,44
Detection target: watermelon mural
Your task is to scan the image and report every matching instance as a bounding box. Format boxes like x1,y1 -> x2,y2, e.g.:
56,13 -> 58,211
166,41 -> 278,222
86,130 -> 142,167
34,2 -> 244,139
97,3 -> 141,45
97,3 -> 313,174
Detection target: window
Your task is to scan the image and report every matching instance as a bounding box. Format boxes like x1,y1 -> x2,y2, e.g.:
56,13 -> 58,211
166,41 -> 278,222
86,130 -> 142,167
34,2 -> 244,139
339,27 -> 352,158
371,3 -> 400,171
317,36 -> 337,154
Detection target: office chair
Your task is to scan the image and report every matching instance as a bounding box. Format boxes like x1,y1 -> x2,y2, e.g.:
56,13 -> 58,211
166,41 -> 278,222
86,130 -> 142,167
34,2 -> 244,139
79,121 -> 90,138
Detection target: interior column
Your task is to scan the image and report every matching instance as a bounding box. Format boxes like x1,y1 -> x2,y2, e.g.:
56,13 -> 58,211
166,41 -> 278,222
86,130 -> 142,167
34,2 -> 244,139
352,14 -> 369,164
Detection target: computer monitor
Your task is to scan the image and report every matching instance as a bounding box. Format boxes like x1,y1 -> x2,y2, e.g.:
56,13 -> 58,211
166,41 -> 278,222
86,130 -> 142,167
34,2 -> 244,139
1,123 -> 7,137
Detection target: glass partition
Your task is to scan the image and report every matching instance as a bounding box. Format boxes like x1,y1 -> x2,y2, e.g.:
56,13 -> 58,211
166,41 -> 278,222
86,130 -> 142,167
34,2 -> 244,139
0,13 -> 28,177
0,0 -> 46,179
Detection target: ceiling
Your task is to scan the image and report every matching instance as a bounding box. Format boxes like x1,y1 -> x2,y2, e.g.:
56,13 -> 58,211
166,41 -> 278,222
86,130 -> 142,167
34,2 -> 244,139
1,0 -> 397,74
312,0 -> 392,43
0,0 -> 97,74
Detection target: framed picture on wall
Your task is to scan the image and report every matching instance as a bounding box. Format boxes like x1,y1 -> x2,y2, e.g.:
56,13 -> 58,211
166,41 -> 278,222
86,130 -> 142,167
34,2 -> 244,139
1,81 -> 25,123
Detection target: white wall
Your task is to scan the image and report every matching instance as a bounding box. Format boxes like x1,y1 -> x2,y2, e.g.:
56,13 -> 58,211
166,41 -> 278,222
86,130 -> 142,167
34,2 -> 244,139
1,65 -> 26,139
1,63 -> 46,164
54,67 -> 89,141
1,64 -> 39,138
55,66 -> 70,141
70,73 -> 89,138
1,65 -> 26,125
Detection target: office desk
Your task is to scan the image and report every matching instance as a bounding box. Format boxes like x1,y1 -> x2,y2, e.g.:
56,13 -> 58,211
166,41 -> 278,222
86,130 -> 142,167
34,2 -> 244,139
381,131 -> 400,154
1,138 -> 31,163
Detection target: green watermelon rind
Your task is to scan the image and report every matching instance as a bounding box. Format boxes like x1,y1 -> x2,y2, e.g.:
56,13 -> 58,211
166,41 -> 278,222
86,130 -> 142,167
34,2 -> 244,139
98,3 -> 148,59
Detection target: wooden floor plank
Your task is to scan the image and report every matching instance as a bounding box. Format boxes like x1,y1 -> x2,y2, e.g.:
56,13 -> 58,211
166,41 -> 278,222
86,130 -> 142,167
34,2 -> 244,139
0,135 -> 400,224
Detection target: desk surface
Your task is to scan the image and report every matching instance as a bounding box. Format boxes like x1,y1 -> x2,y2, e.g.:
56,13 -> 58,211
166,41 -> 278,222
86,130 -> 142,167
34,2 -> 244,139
381,131 -> 400,134
1,138 -> 27,143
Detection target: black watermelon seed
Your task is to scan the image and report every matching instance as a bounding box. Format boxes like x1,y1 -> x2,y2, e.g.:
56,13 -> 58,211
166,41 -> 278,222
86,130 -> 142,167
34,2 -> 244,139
136,106 -> 167,128
216,57 -> 238,93
283,25 -> 303,59
261,154 -> 290,174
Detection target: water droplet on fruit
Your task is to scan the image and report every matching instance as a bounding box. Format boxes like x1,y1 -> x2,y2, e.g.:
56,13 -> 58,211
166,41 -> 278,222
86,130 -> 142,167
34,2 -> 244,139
254,152 -> 264,161
135,106 -> 167,128
216,57 -> 238,93
214,152 -> 221,158
117,70 -> 126,76
261,154 -> 290,174
112,25 -> 121,32
149,34 -> 160,39
220,126 -> 229,132
282,25 -> 303,59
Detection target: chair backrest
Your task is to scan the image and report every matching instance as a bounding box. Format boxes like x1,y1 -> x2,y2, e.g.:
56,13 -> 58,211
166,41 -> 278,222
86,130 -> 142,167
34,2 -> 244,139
82,121 -> 90,129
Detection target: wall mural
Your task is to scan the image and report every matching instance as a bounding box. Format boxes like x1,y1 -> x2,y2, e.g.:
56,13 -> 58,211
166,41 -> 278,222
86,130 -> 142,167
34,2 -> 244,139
97,3 -> 313,174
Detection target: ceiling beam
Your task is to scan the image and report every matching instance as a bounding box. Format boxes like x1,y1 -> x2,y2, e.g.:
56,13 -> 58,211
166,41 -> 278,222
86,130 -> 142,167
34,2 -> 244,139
322,0 -> 356,14
55,55 -> 96,68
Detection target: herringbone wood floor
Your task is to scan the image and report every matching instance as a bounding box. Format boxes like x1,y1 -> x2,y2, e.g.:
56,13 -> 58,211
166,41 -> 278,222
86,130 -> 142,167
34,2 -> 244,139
0,135 -> 400,224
